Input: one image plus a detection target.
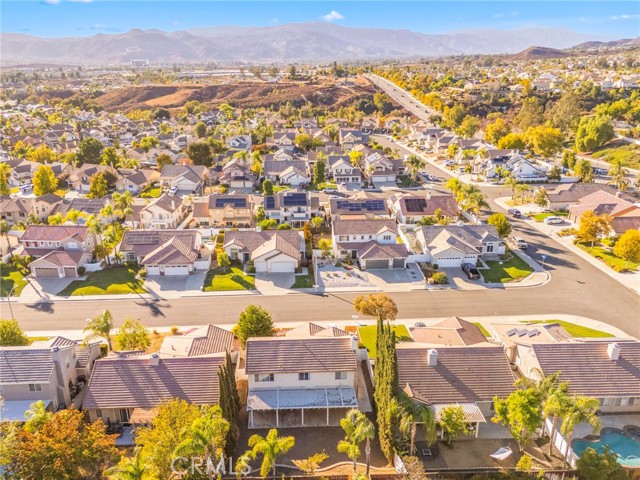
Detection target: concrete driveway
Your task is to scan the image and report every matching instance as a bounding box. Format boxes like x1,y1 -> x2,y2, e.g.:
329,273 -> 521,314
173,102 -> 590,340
254,273 -> 295,295
367,268 -> 419,286
441,267 -> 485,290
20,276 -> 76,300
144,270 -> 207,298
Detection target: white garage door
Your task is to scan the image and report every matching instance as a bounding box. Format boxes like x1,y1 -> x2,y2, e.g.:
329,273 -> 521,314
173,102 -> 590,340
269,261 -> 295,273
33,267 -> 60,277
165,265 -> 190,276
146,266 -> 161,276
434,257 -> 463,268
255,261 -> 268,273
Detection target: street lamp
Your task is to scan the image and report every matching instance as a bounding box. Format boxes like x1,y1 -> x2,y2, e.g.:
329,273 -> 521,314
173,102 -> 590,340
540,254 -> 547,270
6,285 -> 17,319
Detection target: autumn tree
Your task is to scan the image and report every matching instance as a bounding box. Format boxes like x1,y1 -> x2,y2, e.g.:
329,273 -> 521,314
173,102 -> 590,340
573,159 -> 594,182
439,405 -> 467,445
575,115 -> 614,152
456,115 -> 480,138
0,162 -> 10,195
100,147 -> 119,166
525,126 -> 564,158
27,144 -> 56,163
292,451 -> 329,476
578,210 -> 611,247
156,153 -> 174,168
561,149 -> 577,170
492,387 -> 543,453
484,117 -> 511,145
87,172 -> 108,198
533,187 -> 549,209
442,104 -> 466,130
113,318 -> 151,351
613,229 -> 640,268
497,132 -> 527,150
76,137 -> 105,164
487,213 -> 512,238
235,305 -> 274,346
33,164 -> 59,196
515,97 -> 545,130
0,319 -> 29,346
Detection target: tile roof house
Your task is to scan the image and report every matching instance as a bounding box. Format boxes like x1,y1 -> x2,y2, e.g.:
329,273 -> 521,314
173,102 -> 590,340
338,129 -> 369,149
159,325 -> 238,358
31,336 -> 102,380
160,165 -> 209,194
513,340 -> 640,413
133,194 -> 188,230
397,344 -> 516,436
223,230 -> 304,273
263,191 -> 320,227
115,168 -> 161,195
263,158 -> 310,187
83,353 -> 227,424
218,158 -> 257,189
328,195 -> 390,220
546,183 -> 632,211
226,134 -> 252,151
193,194 -> 255,228
20,225 -> 95,278
332,218 -> 408,270
409,317 -> 488,346
568,190 -> 640,234
326,155 -> 362,185
284,322 -> 350,338
244,336 -> 362,428
415,225 -> 505,268
0,194 -> 63,225
119,229 -> 210,276
388,192 -> 460,224
65,164 -> 119,194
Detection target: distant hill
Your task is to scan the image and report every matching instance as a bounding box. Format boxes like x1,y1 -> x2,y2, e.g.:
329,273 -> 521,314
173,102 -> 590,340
511,46 -> 569,60
0,23 -> 606,65
572,37 -> 640,50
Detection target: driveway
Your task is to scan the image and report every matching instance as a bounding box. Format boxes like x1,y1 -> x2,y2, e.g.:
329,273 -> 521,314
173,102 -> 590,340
254,273 -> 295,295
367,267 -> 420,286
441,267 -> 485,290
20,276 -> 76,301
144,270 -> 207,298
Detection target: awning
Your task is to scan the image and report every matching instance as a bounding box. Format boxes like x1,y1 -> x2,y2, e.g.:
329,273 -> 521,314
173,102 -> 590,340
0,400 -> 53,422
433,403 -> 486,423
129,407 -> 159,424
247,388 -> 358,411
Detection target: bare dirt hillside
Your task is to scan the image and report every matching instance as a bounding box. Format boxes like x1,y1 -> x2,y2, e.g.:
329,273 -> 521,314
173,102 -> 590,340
94,79 -> 377,112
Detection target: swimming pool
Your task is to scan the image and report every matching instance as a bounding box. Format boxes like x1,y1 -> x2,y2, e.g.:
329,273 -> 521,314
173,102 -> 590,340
572,427 -> 640,468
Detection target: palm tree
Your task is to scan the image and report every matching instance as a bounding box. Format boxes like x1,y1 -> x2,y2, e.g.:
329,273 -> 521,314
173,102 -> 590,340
337,409 -> 375,474
543,382 -> 572,456
560,395 -> 601,467
87,214 -> 109,266
84,309 -> 114,351
174,407 -> 230,480
247,428 -> 295,480
47,213 -> 65,225
63,209 -> 86,225
103,447 -> 147,480
0,219 -> 13,257
405,155 -> 426,180
113,191 -> 135,228
608,162 -> 630,191
514,183 -> 530,205
396,394 -> 436,456
503,175 -> 518,199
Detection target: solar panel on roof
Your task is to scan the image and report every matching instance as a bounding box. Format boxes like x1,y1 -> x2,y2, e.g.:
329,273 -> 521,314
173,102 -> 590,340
526,329 -> 540,337
506,328 -> 518,337
215,198 -> 246,208
283,193 -> 307,207
405,198 -> 427,213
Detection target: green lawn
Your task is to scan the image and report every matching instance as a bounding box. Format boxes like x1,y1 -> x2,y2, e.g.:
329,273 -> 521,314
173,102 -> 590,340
0,266 -> 28,297
272,186 -> 291,193
357,324 -> 412,359
482,253 -> 534,283
203,267 -> 256,291
591,143 -> 640,170
472,322 -> 491,337
521,320 -> 613,338
140,187 -> 162,198
57,267 -> 145,296
531,211 -> 569,222
576,242 -> 639,272
291,267 -> 315,288
313,182 -> 338,191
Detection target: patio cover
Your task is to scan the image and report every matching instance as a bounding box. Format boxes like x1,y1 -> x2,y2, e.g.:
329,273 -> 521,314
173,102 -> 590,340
0,399 -> 52,422
432,402 -> 486,423
129,407 -> 159,424
247,388 -> 358,411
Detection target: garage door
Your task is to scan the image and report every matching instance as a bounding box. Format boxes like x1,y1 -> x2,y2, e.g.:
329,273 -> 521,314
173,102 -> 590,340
255,261 -> 268,273
392,258 -> 405,268
33,267 -> 59,277
365,259 -> 390,270
269,262 -> 295,273
434,257 -> 463,268
165,265 -> 190,276
63,267 -> 77,277
146,266 -> 161,276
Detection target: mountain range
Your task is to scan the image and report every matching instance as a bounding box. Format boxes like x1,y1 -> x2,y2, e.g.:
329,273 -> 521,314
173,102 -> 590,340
0,23 -> 611,65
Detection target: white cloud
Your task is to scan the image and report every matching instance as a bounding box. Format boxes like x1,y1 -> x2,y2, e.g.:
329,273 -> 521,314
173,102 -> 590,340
68,0 -> 95,3
43,0 -> 61,4
493,11 -> 518,19
322,10 -> 344,22
611,14 -> 639,20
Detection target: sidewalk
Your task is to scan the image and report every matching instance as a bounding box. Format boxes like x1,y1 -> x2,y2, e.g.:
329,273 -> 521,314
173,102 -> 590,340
494,196 -> 640,295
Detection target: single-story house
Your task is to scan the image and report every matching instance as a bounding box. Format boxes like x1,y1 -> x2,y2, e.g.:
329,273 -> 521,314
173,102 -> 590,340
223,230 -> 304,273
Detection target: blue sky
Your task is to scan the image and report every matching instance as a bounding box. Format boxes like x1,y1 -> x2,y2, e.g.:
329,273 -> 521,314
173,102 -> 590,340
2,1 -> 639,38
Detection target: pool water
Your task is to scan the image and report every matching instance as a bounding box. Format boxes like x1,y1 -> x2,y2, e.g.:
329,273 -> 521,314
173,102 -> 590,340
572,428 -> 640,467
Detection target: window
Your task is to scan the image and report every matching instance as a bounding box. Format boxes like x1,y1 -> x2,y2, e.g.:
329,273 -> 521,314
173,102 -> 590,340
28,384 -> 42,392
613,398 -> 623,407
255,373 -> 274,382
486,244 -> 494,253
95,409 -> 103,418
338,235 -> 349,242
383,235 -> 392,240
298,372 -> 310,381
621,398 -> 630,406
601,397 -> 611,406
335,371 -> 347,380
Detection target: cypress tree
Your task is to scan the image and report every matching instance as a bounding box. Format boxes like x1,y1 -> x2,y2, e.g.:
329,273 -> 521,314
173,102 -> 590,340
218,352 -> 241,457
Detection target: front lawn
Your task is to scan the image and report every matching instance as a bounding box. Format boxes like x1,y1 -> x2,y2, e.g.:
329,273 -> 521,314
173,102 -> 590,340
357,324 -> 412,359
531,211 -> 568,222
522,320 -> 613,338
57,266 -> 145,296
0,266 -> 28,297
313,182 -> 338,191
291,266 -> 315,288
141,187 -> 162,198
203,267 -> 256,291
482,252 -> 534,283
576,242 -> 639,272
272,185 -> 291,193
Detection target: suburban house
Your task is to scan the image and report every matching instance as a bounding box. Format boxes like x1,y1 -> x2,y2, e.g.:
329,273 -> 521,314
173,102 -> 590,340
272,131 -> 297,151
160,165 -> 209,194
20,225 -> 95,278
83,353 -> 227,424
388,193 -> 460,224
363,151 -> 401,184
223,230 -> 305,273
115,168 -> 161,195
332,218 -> 409,270
0,344 -> 84,421
193,194 -> 254,228
339,129 -> 369,149
263,191 -> 320,227
397,344 -> 516,438
0,194 -> 63,225
409,317 -> 488,346
226,134 -> 252,151
159,325 -> 238,359
263,159 -> 310,187
326,155 -> 362,185
57,197 -> 115,224
415,225 -> 505,267
66,164 -> 119,193
218,158 -> 257,189
513,340 -> 640,413
244,336 -> 362,428
134,194 -> 188,230
328,196 -> 390,220
284,322 -> 351,339
119,229 -> 210,276
568,190 -> 640,234
546,183 -> 633,211
31,336 -> 102,382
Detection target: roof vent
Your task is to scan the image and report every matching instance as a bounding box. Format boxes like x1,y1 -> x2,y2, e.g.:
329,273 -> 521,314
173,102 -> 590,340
607,343 -> 621,361
150,353 -> 161,366
427,348 -> 438,367
52,346 -> 59,352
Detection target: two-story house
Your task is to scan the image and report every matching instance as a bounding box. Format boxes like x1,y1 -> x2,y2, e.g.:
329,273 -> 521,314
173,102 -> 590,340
245,335 -> 361,428
226,134 -> 252,151
134,194 -> 187,230
332,218 -> 408,270
115,168 -> 161,195
338,129 -> 369,149
20,225 -> 96,278
66,164 -> 119,194
327,155 -> 362,185
263,191 -> 320,227
193,194 -> 254,228
388,192 -> 460,224
218,158 -> 258,190
0,194 -> 63,225
160,165 -> 209,194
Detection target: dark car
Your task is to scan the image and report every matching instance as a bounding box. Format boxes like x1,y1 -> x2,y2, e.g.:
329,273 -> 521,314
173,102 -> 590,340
507,208 -> 522,218
461,263 -> 481,280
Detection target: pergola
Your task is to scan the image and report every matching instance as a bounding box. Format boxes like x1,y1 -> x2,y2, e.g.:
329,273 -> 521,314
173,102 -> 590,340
247,387 -> 358,428
433,402 -> 486,438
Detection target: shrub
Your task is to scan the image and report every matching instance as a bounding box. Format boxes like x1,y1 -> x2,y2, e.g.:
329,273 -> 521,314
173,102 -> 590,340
77,266 -> 86,275
170,326 -> 179,335
432,263 -> 439,270
138,268 -> 148,277
432,271 -> 448,284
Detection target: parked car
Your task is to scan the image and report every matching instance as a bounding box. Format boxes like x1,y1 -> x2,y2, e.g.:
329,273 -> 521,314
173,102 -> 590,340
19,184 -> 33,194
507,208 -> 522,218
513,237 -> 528,249
461,263 -> 481,280
544,216 -> 565,225
414,322 -> 426,328
323,188 -> 337,194
168,185 -> 178,195
443,160 -> 455,167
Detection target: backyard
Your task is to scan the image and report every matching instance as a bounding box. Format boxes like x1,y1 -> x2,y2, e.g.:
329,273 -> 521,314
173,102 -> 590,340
576,242 -> 639,272
521,320 -> 613,338
57,266 -> 146,296
481,253 -> 534,283
203,267 -> 256,291
357,324 -> 412,359
0,266 -> 28,297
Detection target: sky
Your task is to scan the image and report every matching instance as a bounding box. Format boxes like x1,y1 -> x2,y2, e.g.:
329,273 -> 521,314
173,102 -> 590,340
2,1 -> 639,38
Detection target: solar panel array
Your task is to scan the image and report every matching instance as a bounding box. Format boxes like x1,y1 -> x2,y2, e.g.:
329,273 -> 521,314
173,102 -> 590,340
264,196 -> 276,209
283,193 -> 308,207
405,198 -> 427,213
335,200 -> 386,212
215,197 -> 247,208
126,231 -> 161,244
506,328 -> 541,338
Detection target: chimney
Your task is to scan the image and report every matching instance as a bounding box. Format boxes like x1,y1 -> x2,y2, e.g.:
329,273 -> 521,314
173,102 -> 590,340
427,348 -> 438,367
350,335 -> 359,351
607,343 -> 621,361
150,353 -> 161,366
171,200 -> 176,210
426,192 -> 432,200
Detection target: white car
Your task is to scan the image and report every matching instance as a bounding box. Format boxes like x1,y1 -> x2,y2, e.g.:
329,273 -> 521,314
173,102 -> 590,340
169,185 -> 178,195
443,160 -> 455,167
544,216 -> 565,225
